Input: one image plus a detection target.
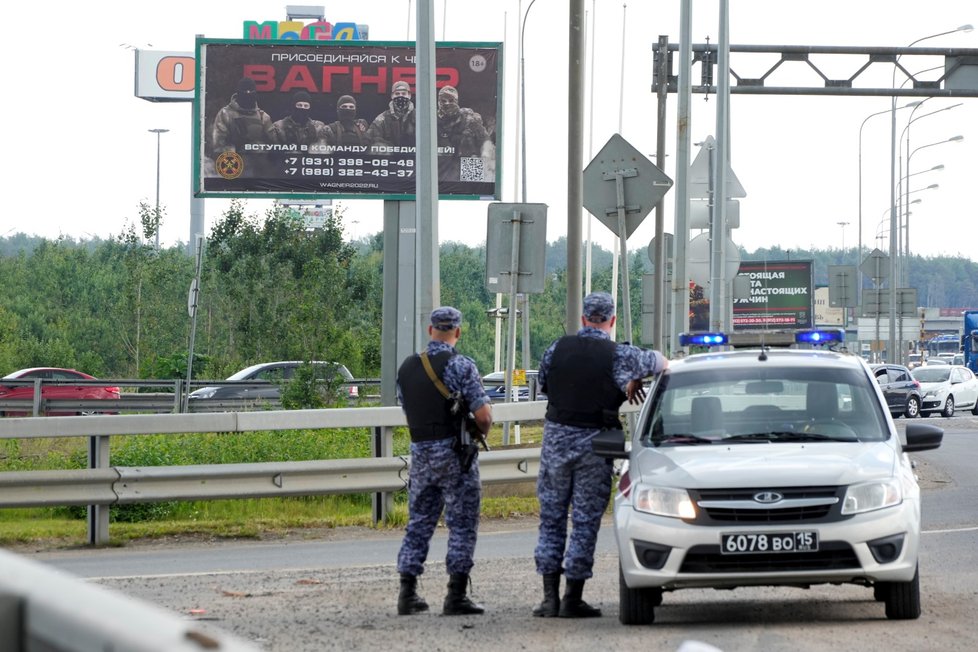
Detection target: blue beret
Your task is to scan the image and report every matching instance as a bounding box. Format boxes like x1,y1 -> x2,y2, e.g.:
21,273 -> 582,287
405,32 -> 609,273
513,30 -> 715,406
430,306 -> 462,331
583,292 -> 615,323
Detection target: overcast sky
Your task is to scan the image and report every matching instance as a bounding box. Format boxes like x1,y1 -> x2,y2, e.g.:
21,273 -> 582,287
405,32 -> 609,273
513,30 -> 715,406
6,1 -> 976,262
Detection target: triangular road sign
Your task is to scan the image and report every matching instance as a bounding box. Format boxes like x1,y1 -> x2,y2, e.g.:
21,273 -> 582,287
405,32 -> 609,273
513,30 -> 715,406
688,135 -> 746,200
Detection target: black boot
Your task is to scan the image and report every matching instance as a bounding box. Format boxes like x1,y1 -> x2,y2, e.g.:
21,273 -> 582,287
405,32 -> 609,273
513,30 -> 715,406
559,578 -> 602,618
397,573 -> 429,615
442,573 -> 485,615
532,573 -> 561,617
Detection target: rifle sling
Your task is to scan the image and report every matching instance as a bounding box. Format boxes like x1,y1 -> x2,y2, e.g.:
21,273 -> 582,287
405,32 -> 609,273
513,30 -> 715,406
419,352 -> 453,400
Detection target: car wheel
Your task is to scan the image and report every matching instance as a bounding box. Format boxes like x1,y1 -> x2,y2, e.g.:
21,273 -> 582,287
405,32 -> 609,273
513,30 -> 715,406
904,396 -> 920,419
873,584 -> 886,602
971,400 -> 978,416
880,565 -> 921,620
941,396 -> 955,418
618,563 -> 659,625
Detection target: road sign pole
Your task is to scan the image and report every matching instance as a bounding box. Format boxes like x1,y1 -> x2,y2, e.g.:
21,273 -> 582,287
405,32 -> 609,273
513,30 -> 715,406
614,172 -> 633,344
503,208 -> 523,445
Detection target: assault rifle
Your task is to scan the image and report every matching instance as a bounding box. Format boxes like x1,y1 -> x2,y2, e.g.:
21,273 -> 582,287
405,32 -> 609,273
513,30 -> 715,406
449,391 -> 490,473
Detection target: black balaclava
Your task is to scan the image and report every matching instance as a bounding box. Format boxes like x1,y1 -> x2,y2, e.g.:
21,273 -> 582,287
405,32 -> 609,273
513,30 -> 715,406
291,91 -> 312,123
236,78 -> 258,110
337,95 -> 357,123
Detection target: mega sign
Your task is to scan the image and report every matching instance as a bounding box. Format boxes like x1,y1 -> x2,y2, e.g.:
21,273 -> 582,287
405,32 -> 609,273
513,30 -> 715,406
194,39 -> 502,200
242,20 -> 367,41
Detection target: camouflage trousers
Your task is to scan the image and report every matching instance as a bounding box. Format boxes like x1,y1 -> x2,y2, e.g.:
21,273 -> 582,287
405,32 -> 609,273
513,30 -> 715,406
534,422 -> 613,580
397,438 -> 481,577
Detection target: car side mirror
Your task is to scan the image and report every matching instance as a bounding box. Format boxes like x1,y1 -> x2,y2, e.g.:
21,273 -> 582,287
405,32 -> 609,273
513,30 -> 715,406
903,423 -> 943,452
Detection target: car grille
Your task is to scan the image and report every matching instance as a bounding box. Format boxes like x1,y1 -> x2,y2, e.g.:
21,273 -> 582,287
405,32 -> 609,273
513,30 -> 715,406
680,541 -> 860,573
690,486 -> 846,524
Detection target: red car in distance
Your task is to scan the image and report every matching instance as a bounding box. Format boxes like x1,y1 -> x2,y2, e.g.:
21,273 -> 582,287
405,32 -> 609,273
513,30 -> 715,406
0,367 -> 121,416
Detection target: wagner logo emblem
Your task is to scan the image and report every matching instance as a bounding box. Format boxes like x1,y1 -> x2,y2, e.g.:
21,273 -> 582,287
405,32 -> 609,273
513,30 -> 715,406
216,151 -> 244,179
753,491 -> 783,504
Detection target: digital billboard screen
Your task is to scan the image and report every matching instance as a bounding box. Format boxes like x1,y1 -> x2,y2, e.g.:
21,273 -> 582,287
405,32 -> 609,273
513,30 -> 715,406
733,260 -> 814,330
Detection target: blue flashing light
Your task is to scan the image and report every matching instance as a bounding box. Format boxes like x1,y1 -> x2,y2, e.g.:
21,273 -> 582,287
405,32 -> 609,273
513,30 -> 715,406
680,332 -> 729,347
795,328 -> 845,345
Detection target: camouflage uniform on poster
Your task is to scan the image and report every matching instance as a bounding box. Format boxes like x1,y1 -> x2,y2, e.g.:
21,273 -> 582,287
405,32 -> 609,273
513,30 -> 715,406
211,77 -> 274,177
436,85 -> 492,182
321,95 -> 370,147
269,90 -> 327,147
366,80 -> 416,150
533,292 -> 668,618
395,307 -> 493,617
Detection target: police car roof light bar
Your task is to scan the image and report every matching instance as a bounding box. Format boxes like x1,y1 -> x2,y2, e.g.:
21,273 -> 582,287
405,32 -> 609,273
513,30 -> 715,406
679,332 -> 729,347
794,328 -> 845,345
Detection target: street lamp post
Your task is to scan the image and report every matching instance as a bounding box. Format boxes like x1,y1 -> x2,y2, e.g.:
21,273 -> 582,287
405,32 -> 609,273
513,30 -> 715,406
887,25 -> 972,363
903,135 -> 963,282
148,128 -> 169,250
858,102 -> 917,306
897,102 -> 960,278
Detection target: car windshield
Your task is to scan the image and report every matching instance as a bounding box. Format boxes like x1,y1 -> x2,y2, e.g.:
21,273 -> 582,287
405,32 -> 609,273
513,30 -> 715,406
912,367 -> 951,383
639,365 -> 889,445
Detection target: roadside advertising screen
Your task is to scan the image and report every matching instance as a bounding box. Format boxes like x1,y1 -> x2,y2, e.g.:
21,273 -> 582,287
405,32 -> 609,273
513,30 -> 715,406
733,260 -> 814,330
194,39 -> 502,200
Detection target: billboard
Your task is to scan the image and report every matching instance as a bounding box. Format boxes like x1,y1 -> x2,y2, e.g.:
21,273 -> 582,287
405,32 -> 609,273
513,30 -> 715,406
194,38 -> 502,200
732,260 -> 813,330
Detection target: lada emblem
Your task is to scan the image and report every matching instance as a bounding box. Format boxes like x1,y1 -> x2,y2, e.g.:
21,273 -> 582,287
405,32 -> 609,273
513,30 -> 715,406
753,491 -> 783,504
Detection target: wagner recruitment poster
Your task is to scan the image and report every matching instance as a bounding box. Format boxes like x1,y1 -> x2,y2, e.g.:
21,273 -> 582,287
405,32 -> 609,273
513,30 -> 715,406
194,39 -> 502,200
733,260 -> 814,330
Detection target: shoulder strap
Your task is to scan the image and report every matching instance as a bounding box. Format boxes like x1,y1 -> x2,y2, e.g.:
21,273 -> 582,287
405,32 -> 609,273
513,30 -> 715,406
420,352 -> 452,399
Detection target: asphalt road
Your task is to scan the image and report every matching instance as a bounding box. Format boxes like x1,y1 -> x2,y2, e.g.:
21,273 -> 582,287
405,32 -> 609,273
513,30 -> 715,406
20,421 -> 978,652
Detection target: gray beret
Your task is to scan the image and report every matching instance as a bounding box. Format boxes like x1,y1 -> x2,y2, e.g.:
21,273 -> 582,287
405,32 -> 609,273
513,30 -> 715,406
583,292 -> 615,323
430,306 -> 462,331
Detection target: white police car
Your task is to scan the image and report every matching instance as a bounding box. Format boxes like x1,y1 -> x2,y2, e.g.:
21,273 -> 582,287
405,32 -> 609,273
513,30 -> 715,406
593,329 -> 944,625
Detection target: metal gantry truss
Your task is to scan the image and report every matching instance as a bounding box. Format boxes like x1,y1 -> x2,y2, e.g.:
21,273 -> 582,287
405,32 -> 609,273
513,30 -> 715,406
654,43 -> 978,97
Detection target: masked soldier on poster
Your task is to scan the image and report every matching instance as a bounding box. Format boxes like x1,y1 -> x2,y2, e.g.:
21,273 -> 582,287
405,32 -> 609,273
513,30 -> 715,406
211,77 -> 274,177
366,80 -> 416,150
322,95 -> 370,147
269,90 -> 327,147
436,85 -> 493,182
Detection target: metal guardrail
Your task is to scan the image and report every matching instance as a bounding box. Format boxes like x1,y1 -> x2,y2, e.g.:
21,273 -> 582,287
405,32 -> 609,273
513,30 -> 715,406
0,401 -> 636,542
0,548 -> 262,651
0,448 -> 542,508
0,402 -> 556,543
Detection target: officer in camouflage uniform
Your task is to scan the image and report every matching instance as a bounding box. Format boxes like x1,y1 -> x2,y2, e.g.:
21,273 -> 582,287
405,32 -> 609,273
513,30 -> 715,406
269,90 -> 327,147
396,306 -> 493,616
533,292 -> 668,618
436,85 -> 492,182
366,80 -> 416,149
321,95 -> 370,147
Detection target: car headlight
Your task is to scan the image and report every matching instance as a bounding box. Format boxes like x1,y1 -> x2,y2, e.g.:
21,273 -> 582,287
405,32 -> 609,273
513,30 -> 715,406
190,387 -> 218,399
632,484 -> 697,519
841,479 -> 902,515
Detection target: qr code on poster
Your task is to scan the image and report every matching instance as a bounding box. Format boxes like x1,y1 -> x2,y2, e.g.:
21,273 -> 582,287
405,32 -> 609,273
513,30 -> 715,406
459,156 -> 485,182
